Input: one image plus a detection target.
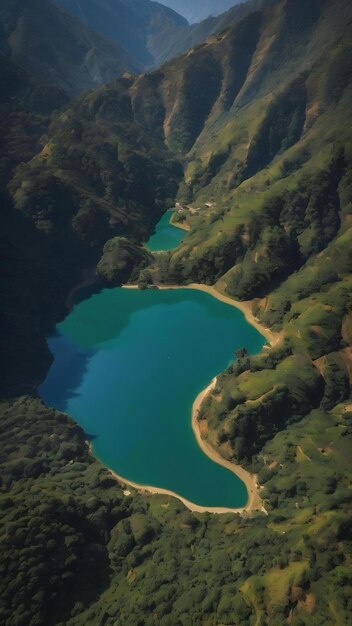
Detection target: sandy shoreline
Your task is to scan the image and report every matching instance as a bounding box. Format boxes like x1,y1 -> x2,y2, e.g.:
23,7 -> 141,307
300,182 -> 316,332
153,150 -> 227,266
102,376 -> 265,515
124,282 -> 281,346
104,281 -> 272,514
191,378 -> 266,514
63,259 -> 272,513
170,217 -> 190,232
183,283 -> 281,346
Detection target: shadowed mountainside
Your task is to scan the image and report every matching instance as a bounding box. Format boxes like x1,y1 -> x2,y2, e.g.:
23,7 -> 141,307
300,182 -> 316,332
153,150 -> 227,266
156,0 -> 278,65
1,0 -> 352,624
0,57 -> 181,392
145,0 -> 240,24
0,0 -> 141,97
55,0 -> 278,68
55,0 -> 188,68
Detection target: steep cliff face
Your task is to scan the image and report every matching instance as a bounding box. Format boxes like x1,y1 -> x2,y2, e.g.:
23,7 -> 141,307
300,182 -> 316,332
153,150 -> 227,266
158,0 -> 277,64
162,0 -> 351,280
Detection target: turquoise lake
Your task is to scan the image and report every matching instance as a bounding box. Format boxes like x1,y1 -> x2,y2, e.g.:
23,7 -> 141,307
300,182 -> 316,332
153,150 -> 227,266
40,287 -> 264,508
146,210 -> 185,251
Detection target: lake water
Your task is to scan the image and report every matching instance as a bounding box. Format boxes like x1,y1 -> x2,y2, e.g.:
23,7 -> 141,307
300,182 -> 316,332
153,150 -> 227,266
146,211 -> 185,251
40,287 -> 264,508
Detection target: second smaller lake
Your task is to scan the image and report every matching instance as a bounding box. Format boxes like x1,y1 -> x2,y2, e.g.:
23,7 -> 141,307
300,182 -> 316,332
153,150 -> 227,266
146,211 -> 185,251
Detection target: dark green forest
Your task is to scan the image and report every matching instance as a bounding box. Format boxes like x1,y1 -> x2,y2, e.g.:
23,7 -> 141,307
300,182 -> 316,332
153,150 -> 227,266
0,0 -> 351,624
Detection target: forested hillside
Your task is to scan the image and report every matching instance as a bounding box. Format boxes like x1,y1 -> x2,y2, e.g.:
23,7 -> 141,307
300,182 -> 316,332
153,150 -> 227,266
156,0 -> 278,65
0,0 -> 141,97
1,0 -> 352,624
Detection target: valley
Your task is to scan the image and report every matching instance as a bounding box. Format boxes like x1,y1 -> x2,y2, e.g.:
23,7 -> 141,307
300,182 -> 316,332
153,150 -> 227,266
0,0 -> 351,624
159,0 -> 241,24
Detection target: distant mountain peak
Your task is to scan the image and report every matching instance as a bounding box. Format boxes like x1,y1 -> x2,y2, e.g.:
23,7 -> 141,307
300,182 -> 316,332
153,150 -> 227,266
157,0 -> 241,23
55,0 -> 189,68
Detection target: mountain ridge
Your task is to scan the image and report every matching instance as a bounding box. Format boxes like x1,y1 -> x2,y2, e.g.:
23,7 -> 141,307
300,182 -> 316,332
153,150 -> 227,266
0,0 -> 142,97
55,0 -> 188,68
159,0 -> 241,23
1,0 -> 352,624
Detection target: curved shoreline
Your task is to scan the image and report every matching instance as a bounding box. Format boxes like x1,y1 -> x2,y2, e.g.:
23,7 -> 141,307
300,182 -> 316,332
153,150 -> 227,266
124,282 -> 282,346
170,213 -> 191,232
101,375 -> 265,515
191,378 -> 266,514
59,260 -> 275,513
187,283 -> 281,346
102,281 -> 272,514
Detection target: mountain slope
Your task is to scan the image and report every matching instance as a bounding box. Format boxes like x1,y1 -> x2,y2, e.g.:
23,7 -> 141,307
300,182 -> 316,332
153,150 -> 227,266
55,0 -> 277,68
0,0 -> 141,97
156,0 -> 277,65
55,0 -> 188,67
0,52 -> 68,185
1,0 -> 352,624
160,0 -> 241,23
150,0 -> 352,470
7,0 -> 352,397
1,72 -> 181,391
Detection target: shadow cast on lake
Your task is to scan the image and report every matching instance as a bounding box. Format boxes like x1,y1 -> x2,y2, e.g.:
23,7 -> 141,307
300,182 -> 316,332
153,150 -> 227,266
39,284 -> 265,508
60,287 -> 241,349
40,330 -> 96,412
